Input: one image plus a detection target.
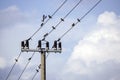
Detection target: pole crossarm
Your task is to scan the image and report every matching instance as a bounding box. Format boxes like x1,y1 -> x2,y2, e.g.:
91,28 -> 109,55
21,48 -> 62,53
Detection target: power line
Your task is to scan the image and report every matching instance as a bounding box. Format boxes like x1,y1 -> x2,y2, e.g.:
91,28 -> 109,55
42,0 -> 83,40
31,64 -> 41,80
31,71 -> 38,80
51,0 -> 68,17
57,0 -> 102,41
80,0 -> 102,21
41,0 -> 83,59
17,52 -> 35,80
15,0 -> 102,80
46,53 -> 50,59
29,0 -> 68,40
44,0 -> 102,60
5,52 -> 22,80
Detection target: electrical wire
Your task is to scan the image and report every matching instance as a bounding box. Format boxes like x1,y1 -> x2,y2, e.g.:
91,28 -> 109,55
14,1 -> 102,80
29,0 -> 68,40
42,0 -> 83,40
44,0 -> 102,64
31,64 -> 41,80
51,0 -> 68,17
5,52 -> 22,80
17,52 -> 35,80
46,53 -> 50,59
31,71 -> 38,80
57,0 -> 102,41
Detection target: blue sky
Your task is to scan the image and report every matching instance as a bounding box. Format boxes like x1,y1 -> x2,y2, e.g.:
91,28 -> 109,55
0,0 -> 120,80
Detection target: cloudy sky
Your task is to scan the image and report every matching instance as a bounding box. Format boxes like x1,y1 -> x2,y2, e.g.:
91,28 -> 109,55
0,0 -> 120,80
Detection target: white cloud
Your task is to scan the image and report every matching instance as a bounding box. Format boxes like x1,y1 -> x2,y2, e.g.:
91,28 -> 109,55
0,5 -> 27,27
97,11 -> 120,26
61,11 -> 120,80
0,57 -> 6,69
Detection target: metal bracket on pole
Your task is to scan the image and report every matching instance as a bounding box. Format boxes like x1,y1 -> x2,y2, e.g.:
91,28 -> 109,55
21,48 -> 62,53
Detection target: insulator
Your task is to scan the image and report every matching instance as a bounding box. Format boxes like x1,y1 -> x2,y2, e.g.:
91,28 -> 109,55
46,41 -> 49,50
53,41 -> 57,49
26,40 -> 29,49
58,42 -> 62,50
38,40 -> 42,48
21,41 -> 25,49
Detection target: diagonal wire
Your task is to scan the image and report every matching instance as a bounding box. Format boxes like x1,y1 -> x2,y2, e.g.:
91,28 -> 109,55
29,0 -> 68,40
28,0 -> 102,80
57,0 -> 102,41
46,53 -> 50,59
51,0 -> 68,17
32,71 -> 38,80
31,64 -> 41,80
17,52 -> 35,80
5,52 -> 22,80
42,0 -> 83,40
31,71 -> 38,80
31,69 -> 39,80
80,0 -> 102,21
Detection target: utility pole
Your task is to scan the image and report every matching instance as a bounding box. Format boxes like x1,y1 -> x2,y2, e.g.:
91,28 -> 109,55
41,51 -> 46,80
21,40 -> 62,80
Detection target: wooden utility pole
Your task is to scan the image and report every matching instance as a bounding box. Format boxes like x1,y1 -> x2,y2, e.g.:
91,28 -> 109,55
41,51 -> 46,80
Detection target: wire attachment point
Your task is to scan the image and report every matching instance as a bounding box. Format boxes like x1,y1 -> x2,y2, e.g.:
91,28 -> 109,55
42,38 -> 45,41
57,38 -> 61,42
